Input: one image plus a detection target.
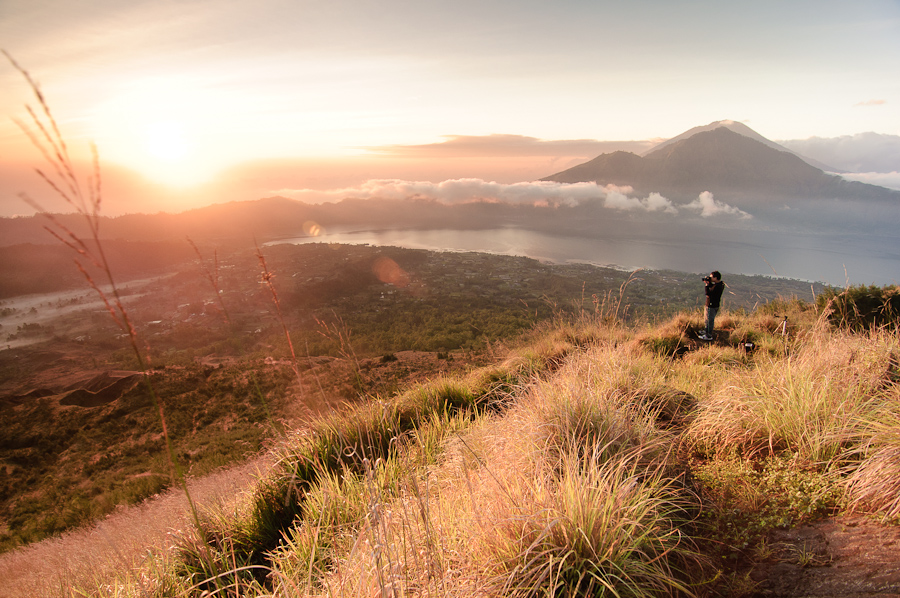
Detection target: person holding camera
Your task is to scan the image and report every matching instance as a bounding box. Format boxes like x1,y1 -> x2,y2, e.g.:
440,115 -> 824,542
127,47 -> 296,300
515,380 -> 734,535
699,271 -> 723,341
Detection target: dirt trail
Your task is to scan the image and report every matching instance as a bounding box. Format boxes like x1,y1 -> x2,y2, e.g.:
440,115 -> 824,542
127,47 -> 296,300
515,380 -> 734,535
0,456 -> 273,598
750,516 -> 900,597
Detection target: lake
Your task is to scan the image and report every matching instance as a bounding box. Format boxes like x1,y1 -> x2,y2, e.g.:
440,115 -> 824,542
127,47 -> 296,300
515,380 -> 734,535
272,226 -> 900,286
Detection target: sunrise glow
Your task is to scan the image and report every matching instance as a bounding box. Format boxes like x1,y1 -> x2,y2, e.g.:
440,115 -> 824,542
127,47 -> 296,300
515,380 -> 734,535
144,121 -> 189,162
1,0 -> 898,213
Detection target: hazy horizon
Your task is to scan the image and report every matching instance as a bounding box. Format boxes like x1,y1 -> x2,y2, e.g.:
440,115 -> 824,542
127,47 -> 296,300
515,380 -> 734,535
2,131 -> 899,218
2,1 -> 899,217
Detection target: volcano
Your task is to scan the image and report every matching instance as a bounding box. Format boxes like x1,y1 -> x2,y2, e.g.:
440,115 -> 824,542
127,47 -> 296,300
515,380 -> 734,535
542,121 -> 899,204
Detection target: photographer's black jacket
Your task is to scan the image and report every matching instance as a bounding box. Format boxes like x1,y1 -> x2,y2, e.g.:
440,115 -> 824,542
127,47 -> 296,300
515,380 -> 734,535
706,281 -> 724,309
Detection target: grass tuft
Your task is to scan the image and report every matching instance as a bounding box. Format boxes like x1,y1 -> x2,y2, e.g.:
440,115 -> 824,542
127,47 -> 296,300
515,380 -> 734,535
487,448 -> 705,597
844,406 -> 900,521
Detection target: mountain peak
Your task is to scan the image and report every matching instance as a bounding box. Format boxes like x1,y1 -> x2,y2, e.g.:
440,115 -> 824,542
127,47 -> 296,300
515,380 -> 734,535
641,120 -> 785,157
542,123 -> 899,203
643,121 -> 839,171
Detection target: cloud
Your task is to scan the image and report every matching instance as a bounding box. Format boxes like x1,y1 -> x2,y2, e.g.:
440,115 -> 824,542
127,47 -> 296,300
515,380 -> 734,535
366,134 -> 656,158
838,171 -> 900,191
276,182 -> 760,221
854,99 -> 886,107
778,132 -> 900,173
684,191 -> 751,219
273,178 -> 678,213
604,190 -> 678,213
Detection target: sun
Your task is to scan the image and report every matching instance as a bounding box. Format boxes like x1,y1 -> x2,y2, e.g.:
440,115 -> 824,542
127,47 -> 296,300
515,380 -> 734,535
144,120 -> 190,162
98,114 -> 217,188
133,119 -> 207,187
89,77 -> 226,188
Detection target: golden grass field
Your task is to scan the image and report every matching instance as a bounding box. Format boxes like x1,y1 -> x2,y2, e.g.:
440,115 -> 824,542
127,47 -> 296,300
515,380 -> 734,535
3,295 -> 900,597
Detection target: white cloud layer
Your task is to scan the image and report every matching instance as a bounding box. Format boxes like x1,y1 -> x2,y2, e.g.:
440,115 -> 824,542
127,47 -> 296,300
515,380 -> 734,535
779,133 -> 900,173
603,190 -> 678,213
837,171 -> 900,191
275,179 -> 661,209
684,191 -> 752,219
274,179 -> 753,219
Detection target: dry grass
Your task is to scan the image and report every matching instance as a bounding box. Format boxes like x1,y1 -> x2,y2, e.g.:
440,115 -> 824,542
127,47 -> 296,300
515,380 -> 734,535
5,51 -> 208,565
684,326 -> 899,463
845,422 -> 900,521
4,297 -> 900,597
517,344 -> 671,461
841,330 -> 900,520
269,338 -> 706,597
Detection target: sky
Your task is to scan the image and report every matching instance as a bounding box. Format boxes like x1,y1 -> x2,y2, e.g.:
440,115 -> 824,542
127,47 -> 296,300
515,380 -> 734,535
2,0 -> 899,216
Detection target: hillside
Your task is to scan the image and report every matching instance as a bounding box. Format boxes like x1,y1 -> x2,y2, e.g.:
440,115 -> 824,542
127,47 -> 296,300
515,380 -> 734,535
0,196 -> 522,250
1,243 -> 826,557
3,284 -> 900,597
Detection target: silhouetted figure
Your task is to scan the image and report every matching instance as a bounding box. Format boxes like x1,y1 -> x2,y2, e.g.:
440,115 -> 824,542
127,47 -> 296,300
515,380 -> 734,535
699,271 -> 723,341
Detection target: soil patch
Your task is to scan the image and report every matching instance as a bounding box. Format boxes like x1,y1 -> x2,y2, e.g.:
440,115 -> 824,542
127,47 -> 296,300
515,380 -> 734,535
750,516 -> 900,597
58,372 -> 143,407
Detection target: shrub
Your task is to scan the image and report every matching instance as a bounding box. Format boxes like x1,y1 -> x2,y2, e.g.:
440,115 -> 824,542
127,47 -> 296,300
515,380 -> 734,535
692,455 -> 843,555
817,284 -> 900,331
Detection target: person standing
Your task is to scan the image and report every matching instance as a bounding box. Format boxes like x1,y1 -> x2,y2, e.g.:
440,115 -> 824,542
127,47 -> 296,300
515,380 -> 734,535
699,271 -> 723,341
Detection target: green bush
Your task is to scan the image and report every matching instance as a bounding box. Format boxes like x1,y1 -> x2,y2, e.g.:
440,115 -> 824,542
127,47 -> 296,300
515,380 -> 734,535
817,284 -> 900,330
693,455 -> 843,556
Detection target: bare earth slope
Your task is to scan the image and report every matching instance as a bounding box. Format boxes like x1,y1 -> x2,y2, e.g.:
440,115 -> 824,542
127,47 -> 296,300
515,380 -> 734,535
751,516 -> 900,597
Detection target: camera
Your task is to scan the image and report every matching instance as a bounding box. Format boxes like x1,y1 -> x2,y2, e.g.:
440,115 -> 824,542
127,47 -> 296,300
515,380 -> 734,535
702,275 -> 712,283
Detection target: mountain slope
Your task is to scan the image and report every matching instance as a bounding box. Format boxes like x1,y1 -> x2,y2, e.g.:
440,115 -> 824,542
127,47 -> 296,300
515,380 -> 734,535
642,128 -> 837,195
536,150 -> 646,188
641,119 -> 789,156
640,119 -> 842,172
19,298 -> 900,598
543,125 -> 900,202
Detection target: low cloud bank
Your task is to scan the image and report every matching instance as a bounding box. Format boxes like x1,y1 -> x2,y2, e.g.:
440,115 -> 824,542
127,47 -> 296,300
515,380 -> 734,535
273,179 -> 749,218
602,188 -> 678,213
837,171 -> 900,191
779,132 -> 900,173
277,179 -> 609,207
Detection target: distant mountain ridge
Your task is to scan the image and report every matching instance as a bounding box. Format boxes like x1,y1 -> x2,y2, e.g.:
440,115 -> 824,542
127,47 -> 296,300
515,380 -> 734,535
543,122 -> 899,203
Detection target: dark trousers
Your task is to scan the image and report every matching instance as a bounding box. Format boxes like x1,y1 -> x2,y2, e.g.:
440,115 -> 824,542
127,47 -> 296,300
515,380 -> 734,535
706,306 -> 718,337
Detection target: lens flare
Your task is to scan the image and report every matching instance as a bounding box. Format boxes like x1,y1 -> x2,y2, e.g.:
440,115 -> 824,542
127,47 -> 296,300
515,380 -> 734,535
372,257 -> 410,287
303,220 -> 323,236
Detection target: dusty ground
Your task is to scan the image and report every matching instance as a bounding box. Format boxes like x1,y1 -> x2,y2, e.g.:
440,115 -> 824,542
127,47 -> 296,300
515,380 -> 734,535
748,516 -> 900,598
0,456 -> 274,598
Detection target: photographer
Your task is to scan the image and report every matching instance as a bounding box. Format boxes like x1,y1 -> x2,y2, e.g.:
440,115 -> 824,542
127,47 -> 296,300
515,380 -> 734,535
699,271 -> 723,341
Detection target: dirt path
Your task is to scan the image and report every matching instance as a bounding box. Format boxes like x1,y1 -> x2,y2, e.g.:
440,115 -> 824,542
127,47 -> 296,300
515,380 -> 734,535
0,456 -> 273,598
750,516 -> 900,597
